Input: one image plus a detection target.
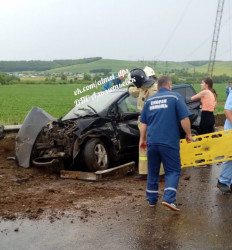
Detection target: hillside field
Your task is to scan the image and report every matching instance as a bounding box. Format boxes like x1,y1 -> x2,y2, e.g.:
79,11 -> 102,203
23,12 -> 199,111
45,59 -> 195,75
45,59 -> 232,77
1,58 -> 232,77
0,83 -> 228,125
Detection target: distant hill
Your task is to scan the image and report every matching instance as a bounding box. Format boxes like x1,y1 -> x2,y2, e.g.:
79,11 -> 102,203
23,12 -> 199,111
46,59 -> 232,76
46,59 -> 195,75
0,57 -> 102,72
0,58 -> 232,76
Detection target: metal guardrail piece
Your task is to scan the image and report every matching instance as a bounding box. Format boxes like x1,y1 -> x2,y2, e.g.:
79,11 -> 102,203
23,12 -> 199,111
60,162 -> 135,181
4,125 -> 22,131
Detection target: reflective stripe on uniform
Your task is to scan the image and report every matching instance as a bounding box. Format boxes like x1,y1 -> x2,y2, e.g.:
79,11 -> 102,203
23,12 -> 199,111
164,187 -> 177,192
146,189 -> 158,193
139,156 -> 147,161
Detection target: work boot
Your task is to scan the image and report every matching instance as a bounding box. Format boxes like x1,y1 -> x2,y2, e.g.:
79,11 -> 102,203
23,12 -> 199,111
134,174 -> 147,181
217,180 -> 231,194
162,201 -> 180,211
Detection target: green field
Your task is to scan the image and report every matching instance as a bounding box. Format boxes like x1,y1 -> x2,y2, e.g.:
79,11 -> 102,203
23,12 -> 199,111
0,83 -> 228,125
44,59 -> 232,77
45,59 -> 194,75
1,58 -> 232,77
0,84 -> 91,124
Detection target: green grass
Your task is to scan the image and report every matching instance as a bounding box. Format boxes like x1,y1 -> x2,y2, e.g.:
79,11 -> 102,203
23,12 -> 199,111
0,83 -> 228,125
0,84 -> 96,124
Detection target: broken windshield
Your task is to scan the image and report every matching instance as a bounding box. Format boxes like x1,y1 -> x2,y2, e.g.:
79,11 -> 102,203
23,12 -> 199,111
62,90 -> 125,120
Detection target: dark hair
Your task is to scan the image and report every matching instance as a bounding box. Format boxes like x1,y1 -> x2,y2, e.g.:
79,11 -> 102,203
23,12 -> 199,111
202,77 -> 217,100
158,75 -> 172,89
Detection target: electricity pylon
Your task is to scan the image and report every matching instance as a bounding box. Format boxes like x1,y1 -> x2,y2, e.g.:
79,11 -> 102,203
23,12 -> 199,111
208,0 -> 225,77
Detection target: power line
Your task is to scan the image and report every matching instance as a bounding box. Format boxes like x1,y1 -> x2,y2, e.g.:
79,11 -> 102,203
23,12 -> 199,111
217,47 -> 232,58
182,34 -> 212,61
182,1 -> 232,62
156,0 -> 193,60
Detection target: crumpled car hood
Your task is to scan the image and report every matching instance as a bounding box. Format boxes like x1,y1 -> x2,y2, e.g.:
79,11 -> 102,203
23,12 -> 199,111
15,107 -> 56,168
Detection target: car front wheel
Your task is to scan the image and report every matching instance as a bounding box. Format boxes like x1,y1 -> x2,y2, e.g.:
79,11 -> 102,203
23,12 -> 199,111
83,138 -> 109,172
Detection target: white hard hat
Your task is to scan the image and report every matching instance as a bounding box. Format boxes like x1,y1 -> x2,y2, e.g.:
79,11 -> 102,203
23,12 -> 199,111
143,66 -> 155,77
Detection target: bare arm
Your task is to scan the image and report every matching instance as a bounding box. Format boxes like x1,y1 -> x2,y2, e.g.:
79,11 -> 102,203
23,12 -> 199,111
225,109 -> 232,125
139,122 -> 147,150
191,91 -> 204,101
180,117 -> 193,143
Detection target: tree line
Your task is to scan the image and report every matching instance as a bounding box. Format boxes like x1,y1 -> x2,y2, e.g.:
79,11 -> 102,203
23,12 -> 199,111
0,70 -> 231,85
0,57 -> 102,72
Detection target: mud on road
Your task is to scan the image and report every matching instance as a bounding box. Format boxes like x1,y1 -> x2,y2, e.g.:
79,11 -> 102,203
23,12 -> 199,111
0,135 -> 147,222
0,114 -> 227,222
1,114 -> 232,249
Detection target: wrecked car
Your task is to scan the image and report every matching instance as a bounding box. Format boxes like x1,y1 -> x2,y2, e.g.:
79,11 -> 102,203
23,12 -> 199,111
15,84 -> 201,172
16,89 -> 140,171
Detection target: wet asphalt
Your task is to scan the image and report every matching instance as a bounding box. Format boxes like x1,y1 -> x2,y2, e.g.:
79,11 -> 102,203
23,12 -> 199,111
1,164 -> 232,250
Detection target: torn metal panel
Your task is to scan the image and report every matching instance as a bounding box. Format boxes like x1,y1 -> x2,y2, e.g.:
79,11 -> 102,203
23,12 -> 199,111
15,106 -> 56,168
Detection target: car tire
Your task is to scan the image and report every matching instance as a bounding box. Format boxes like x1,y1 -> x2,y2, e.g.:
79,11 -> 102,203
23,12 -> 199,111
83,138 -> 109,172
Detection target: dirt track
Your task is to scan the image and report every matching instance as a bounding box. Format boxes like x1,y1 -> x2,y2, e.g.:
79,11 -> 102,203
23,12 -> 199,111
0,114 -> 227,222
0,135 -> 146,222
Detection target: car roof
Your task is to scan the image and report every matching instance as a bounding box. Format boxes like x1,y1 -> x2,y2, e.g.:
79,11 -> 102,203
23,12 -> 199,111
172,84 -> 192,89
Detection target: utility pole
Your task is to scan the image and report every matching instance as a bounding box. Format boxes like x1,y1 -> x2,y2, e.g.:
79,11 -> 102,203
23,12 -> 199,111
208,0 -> 225,77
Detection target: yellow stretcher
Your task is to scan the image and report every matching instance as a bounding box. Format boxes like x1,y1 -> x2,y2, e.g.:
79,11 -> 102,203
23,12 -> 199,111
180,129 -> 232,168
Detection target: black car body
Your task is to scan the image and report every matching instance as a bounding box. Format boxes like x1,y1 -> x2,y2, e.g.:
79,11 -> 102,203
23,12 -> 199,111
15,84 -> 201,172
172,84 -> 201,136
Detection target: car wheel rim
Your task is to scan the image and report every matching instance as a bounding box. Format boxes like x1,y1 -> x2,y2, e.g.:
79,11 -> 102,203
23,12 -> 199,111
94,144 -> 107,168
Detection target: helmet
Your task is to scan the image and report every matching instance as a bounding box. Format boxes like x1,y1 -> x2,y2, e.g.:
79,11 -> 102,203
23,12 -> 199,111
130,68 -> 155,88
143,66 -> 155,77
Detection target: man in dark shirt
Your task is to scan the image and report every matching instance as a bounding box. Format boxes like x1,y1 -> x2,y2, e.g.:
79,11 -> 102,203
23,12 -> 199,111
140,75 -> 192,211
102,69 -> 126,91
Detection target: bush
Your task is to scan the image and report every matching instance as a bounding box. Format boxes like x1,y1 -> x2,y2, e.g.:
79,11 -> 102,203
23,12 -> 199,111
0,73 -> 20,85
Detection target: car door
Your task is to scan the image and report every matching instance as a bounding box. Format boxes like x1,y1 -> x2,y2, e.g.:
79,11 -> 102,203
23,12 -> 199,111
172,84 -> 201,136
110,93 -> 140,153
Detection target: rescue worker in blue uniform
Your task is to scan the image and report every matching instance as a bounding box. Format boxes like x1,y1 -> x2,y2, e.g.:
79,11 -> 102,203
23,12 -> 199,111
129,67 -> 165,180
140,75 -> 193,211
102,69 -> 126,91
217,91 -> 232,194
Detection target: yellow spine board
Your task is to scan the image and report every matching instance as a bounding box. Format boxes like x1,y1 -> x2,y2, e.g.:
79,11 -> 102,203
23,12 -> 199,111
180,130 -> 232,168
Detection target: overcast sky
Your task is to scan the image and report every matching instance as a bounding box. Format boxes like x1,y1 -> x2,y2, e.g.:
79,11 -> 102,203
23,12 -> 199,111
1,0 -> 232,62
